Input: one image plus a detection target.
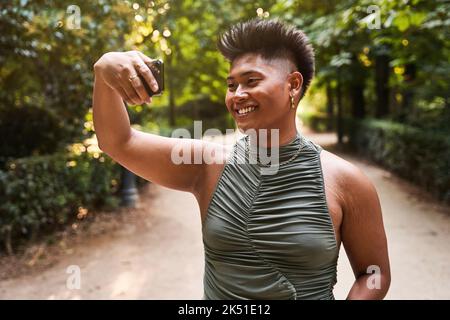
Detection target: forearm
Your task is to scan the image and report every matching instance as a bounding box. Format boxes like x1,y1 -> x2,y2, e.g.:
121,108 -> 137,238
346,274 -> 390,300
92,72 -> 132,152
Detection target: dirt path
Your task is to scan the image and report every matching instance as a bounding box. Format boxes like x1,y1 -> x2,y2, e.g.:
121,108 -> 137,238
0,131 -> 449,299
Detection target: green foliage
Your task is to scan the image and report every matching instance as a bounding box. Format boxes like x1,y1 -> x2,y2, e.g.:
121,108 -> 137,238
0,149 -> 122,253
0,0 -> 135,154
300,111 -> 334,133
144,97 -> 231,136
346,118 -> 450,203
0,105 -> 64,164
404,97 -> 450,133
1,0 -> 448,250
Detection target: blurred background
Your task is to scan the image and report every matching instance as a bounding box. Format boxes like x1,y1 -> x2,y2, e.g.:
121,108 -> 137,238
0,0 -> 449,299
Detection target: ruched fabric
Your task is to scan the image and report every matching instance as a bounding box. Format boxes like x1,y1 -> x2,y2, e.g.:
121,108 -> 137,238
202,132 -> 339,300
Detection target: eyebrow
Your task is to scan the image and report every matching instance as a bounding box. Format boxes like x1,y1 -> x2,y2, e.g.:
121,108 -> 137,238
226,70 -> 262,80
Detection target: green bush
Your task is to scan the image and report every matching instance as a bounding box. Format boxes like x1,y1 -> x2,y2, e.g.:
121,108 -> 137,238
300,111 -> 334,132
346,118 -> 450,203
149,97 -> 231,135
0,105 -> 65,165
0,148 -> 122,254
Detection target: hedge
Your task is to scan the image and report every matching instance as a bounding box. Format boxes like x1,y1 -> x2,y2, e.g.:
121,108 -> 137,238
300,111 -> 334,133
0,144 -> 124,254
346,118 -> 450,203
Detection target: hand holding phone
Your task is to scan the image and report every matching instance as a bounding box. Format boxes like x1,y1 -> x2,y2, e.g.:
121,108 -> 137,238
94,51 -> 164,105
140,59 -> 164,97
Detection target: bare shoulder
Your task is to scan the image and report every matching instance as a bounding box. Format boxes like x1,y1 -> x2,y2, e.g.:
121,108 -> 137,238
320,148 -> 355,171
192,140 -> 233,191
320,149 -> 380,216
193,140 -> 234,222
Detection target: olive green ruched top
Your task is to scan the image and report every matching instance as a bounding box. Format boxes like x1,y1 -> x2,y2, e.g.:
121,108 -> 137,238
202,132 -> 339,300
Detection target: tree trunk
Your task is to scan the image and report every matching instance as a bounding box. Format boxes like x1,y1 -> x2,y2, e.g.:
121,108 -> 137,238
336,69 -> 343,144
4,225 -> 13,256
375,54 -> 390,118
326,84 -> 334,131
351,82 -> 365,119
400,63 -> 416,118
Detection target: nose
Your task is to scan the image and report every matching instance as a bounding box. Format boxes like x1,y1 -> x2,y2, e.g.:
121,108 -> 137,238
233,85 -> 249,102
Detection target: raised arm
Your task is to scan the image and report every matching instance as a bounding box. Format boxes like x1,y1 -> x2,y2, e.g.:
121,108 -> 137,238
92,51 -> 215,193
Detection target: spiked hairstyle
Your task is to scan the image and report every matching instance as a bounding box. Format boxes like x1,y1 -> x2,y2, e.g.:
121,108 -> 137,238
217,18 -> 315,99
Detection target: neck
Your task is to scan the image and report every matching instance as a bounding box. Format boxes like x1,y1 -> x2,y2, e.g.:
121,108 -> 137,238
249,124 -> 299,148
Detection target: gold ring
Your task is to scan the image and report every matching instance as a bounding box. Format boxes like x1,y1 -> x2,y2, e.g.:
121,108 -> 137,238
128,74 -> 139,81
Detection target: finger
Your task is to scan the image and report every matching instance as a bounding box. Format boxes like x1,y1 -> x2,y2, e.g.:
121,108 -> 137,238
135,52 -> 159,92
116,85 -> 133,105
115,70 -> 141,105
132,63 -> 153,101
122,81 -> 142,105
107,80 -> 134,104
136,51 -> 154,66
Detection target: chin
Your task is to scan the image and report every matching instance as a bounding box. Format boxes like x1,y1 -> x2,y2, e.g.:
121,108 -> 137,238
235,121 -> 252,131
236,123 -> 265,135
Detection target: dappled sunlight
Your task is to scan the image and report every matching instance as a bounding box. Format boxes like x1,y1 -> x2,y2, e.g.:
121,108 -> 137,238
110,271 -> 149,299
0,0 -> 448,301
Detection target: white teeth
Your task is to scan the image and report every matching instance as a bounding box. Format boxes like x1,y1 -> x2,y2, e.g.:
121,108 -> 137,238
237,106 -> 257,115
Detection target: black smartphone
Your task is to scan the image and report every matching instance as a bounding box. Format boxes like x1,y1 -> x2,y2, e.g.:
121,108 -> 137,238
139,59 -> 164,96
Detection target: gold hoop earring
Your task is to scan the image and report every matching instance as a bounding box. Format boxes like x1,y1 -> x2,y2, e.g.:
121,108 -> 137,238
290,94 -> 295,109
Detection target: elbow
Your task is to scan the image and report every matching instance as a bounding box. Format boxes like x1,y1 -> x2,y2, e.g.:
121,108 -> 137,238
97,135 -> 132,159
97,143 -> 113,158
379,262 -> 391,298
368,272 -> 391,299
97,142 -> 109,154
97,140 -> 119,158
96,136 -> 109,154
98,144 -> 121,159
96,128 -> 135,159
381,273 -> 391,298
348,270 -> 391,300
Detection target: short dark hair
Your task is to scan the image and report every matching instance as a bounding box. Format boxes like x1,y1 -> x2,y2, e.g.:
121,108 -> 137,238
217,18 -> 315,99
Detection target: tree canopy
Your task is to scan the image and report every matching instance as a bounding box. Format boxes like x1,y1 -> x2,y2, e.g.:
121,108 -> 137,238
1,0 -> 448,160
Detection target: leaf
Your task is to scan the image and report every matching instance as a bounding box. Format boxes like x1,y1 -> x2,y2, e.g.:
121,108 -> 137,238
410,12 -> 427,26
394,13 -> 410,32
330,52 -> 352,68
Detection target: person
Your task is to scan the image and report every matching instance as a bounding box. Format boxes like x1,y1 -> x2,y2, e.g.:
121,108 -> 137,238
92,18 -> 390,300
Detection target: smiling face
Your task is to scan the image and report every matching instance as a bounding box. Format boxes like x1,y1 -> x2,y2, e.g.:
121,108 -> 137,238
225,53 -> 303,138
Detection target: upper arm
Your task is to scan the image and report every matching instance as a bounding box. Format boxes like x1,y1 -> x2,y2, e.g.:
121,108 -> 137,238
102,128 -> 224,193
340,165 -> 391,282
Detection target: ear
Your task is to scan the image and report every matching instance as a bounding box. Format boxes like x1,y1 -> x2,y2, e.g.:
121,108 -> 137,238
288,71 -> 303,98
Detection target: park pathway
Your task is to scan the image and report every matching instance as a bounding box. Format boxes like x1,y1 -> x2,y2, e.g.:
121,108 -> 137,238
0,130 -> 449,299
